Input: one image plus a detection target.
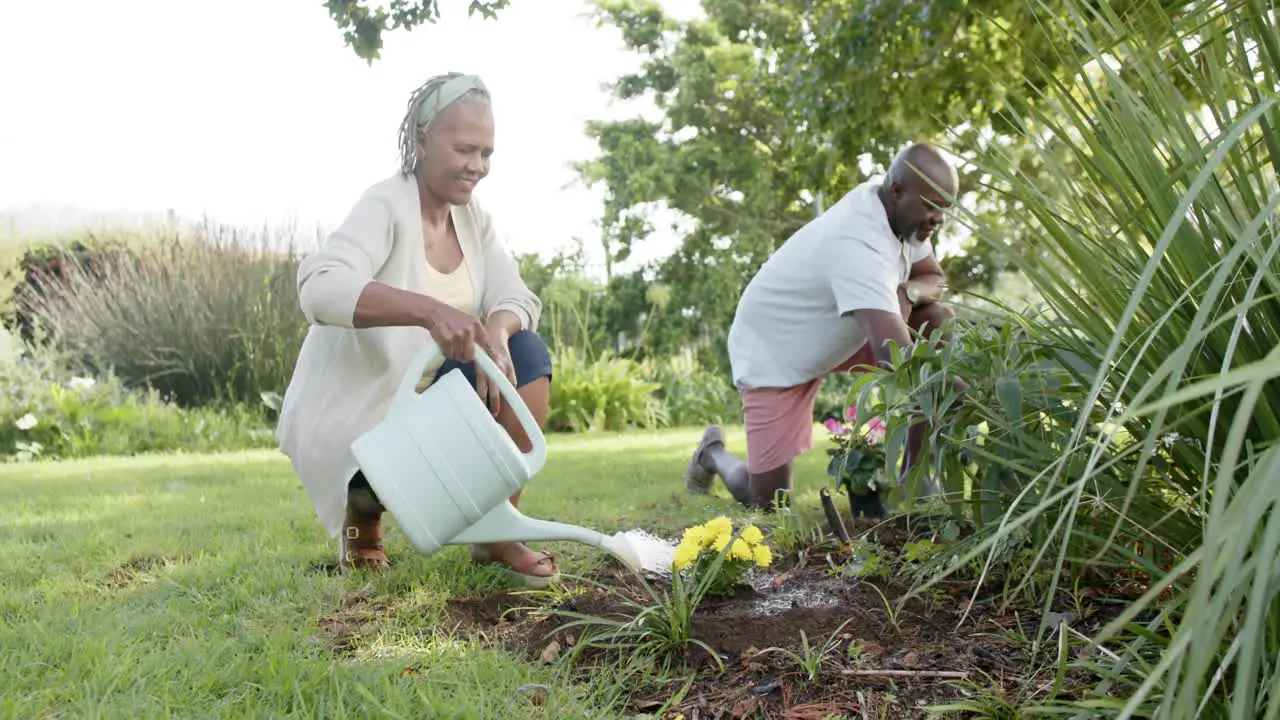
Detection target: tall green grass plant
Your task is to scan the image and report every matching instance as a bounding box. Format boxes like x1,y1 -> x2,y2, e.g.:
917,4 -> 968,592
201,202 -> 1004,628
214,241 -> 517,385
877,0 -> 1280,715
23,224 -> 307,409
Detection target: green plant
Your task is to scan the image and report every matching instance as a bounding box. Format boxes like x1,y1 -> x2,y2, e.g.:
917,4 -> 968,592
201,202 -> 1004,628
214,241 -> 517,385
22,225 -> 306,409
829,540 -> 890,580
879,0 -> 1280,716
765,503 -> 823,555
641,350 -> 739,428
824,404 -> 891,517
546,347 -> 667,432
549,565 -> 727,675
0,337 -> 273,461
756,617 -> 856,684
671,516 -> 772,598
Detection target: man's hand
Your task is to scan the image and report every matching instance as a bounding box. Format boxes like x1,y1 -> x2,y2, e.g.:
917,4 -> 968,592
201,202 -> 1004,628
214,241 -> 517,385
847,308 -> 914,370
896,285 -> 914,320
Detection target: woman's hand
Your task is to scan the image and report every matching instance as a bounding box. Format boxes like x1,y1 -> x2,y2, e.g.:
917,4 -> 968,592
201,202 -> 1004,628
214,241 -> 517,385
475,327 -> 517,415
420,297 -> 501,364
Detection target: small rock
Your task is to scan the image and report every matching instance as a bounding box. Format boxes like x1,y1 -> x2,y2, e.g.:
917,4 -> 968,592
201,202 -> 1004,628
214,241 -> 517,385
540,641 -> 561,663
565,634 -> 576,647
752,679 -> 782,695
515,683 -> 550,705
858,640 -> 886,656
902,651 -> 923,669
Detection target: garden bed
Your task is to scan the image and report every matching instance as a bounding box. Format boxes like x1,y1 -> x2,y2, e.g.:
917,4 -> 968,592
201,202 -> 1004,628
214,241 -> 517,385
441,516 -> 1132,719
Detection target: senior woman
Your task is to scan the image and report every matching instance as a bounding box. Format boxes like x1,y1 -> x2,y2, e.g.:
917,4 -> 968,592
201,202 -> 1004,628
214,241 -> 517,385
275,72 -> 558,586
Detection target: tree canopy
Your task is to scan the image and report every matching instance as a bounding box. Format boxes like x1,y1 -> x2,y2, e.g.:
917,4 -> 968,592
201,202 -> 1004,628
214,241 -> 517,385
565,0 -> 1204,370
324,0 -> 510,62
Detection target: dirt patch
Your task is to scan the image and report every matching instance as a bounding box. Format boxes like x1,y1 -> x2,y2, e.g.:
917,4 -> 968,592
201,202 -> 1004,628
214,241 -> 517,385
103,553 -> 184,589
318,588 -> 395,655
330,514 -> 1117,718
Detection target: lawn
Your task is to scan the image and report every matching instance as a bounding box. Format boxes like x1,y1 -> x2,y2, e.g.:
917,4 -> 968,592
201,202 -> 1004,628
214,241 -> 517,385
1,427 -> 838,718
4,427 -> 1094,719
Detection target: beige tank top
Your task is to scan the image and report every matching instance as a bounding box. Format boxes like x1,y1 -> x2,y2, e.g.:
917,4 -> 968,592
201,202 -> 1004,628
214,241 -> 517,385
425,256 -> 476,316
416,256 -> 476,392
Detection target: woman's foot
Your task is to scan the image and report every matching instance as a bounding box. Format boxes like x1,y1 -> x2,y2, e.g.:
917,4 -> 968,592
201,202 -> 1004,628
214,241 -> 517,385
340,504 -> 390,572
470,542 -> 559,588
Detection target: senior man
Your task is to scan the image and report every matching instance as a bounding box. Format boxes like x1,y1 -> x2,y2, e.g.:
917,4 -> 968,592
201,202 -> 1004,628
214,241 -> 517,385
685,142 -> 964,511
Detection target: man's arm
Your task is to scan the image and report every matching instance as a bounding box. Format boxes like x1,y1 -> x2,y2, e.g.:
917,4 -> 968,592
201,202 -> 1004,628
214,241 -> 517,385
845,309 -> 914,370
901,253 -> 947,306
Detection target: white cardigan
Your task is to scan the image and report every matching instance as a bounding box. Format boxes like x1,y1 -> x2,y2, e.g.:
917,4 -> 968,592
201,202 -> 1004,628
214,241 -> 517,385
276,172 -> 542,538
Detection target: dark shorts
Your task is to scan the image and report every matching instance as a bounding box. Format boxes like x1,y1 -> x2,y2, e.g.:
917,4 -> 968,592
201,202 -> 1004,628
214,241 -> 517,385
349,329 -> 553,492
430,328 -> 554,389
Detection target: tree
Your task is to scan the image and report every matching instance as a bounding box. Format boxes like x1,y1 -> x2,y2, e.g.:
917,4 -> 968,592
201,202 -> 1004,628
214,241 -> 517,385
578,0 -> 1201,317
324,0 -> 511,62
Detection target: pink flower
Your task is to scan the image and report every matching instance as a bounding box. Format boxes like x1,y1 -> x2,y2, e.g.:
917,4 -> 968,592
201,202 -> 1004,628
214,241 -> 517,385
824,418 -> 849,436
865,416 -> 886,444
844,406 -> 857,422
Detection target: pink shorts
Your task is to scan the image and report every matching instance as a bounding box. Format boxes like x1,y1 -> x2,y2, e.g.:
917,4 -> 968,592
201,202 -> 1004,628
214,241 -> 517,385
740,344 -> 876,474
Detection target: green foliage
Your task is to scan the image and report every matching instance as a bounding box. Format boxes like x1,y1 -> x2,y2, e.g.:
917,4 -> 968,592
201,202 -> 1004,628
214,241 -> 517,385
546,348 -> 665,432
324,0 -> 510,62
0,338 -> 273,462
578,0 -> 1210,343
1,234 -> 130,345
23,226 -> 307,409
644,350 -> 739,427
548,526 -> 751,674
546,346 -> 739,433
845,0 -> 1280,715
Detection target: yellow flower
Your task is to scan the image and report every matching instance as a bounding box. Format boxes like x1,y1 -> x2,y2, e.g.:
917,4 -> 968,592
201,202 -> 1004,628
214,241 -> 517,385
752,544 -> 773,568
729,538 -> 753,561
680,525 -> 708,549
705,515 -> 733,537
711,532 -> 731,553
740,524 -> 764,545
672,540 -> 699,569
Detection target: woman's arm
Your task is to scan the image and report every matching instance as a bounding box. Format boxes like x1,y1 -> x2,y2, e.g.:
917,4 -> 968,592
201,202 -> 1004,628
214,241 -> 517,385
297,193 -> 396,328
470,202 -> 542,333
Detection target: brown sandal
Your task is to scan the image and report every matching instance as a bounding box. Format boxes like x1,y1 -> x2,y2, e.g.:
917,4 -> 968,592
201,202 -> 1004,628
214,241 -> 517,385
340,506 -> 390,572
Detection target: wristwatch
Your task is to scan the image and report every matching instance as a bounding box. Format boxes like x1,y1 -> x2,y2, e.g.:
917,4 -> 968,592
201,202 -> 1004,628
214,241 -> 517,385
901,283 -> 920,305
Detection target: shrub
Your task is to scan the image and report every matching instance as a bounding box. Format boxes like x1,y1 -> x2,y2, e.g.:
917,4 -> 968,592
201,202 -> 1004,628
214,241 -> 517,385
1,235 -> 130,346
0,335 -> 273,462
546,348 -> 667,432
641,350 -> 739,427
864,1 -> 1280,715
22,225 -> 307,408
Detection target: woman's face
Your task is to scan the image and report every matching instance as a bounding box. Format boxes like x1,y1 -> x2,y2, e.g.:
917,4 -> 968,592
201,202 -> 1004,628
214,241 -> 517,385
416,94 -> 494,206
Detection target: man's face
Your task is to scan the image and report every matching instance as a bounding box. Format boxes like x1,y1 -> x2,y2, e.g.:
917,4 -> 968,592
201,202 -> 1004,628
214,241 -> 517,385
889,174 -> 956,243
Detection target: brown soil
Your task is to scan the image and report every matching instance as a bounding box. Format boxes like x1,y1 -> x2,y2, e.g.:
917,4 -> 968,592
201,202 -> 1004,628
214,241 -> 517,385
102,553 -> 185,590
433,516 -> 1123,719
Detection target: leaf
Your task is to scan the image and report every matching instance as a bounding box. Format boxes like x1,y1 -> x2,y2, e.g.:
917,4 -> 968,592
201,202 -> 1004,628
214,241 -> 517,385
995,375 -> 1023,427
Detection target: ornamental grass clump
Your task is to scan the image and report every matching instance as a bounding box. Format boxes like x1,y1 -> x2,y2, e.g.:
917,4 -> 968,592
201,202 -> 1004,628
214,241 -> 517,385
672,515 -> 772,597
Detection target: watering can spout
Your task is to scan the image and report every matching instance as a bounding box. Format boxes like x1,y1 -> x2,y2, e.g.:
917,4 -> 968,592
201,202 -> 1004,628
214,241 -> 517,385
450,501 -> 643,572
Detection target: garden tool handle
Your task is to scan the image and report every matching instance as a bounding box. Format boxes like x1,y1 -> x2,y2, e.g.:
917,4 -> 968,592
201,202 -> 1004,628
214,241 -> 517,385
396,341 -> 547,476
820,486 -> 852,548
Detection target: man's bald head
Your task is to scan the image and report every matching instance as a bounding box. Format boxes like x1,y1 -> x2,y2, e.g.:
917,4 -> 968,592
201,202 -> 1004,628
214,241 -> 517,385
878,142 -> 960,243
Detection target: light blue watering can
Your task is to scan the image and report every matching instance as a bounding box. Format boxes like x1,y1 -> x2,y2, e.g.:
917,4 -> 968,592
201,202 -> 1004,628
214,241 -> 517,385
349,341 -> 642,572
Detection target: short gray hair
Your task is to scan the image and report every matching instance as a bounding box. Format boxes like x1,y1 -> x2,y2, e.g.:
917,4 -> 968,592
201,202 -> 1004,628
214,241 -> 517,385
397,73 -> 491,178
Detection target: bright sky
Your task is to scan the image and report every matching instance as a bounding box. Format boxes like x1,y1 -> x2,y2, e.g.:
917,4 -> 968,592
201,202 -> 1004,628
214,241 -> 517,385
0,0 -> 703,271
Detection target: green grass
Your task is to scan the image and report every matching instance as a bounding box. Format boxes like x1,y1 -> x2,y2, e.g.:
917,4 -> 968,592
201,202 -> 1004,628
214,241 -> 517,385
0,427 -> 833,719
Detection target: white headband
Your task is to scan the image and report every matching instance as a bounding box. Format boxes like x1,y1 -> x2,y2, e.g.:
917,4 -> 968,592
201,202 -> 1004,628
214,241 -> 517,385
417,74 -> 487,126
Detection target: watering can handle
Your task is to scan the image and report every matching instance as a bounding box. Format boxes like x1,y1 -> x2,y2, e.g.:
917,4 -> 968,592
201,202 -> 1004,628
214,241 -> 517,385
396,340 -> 548,476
